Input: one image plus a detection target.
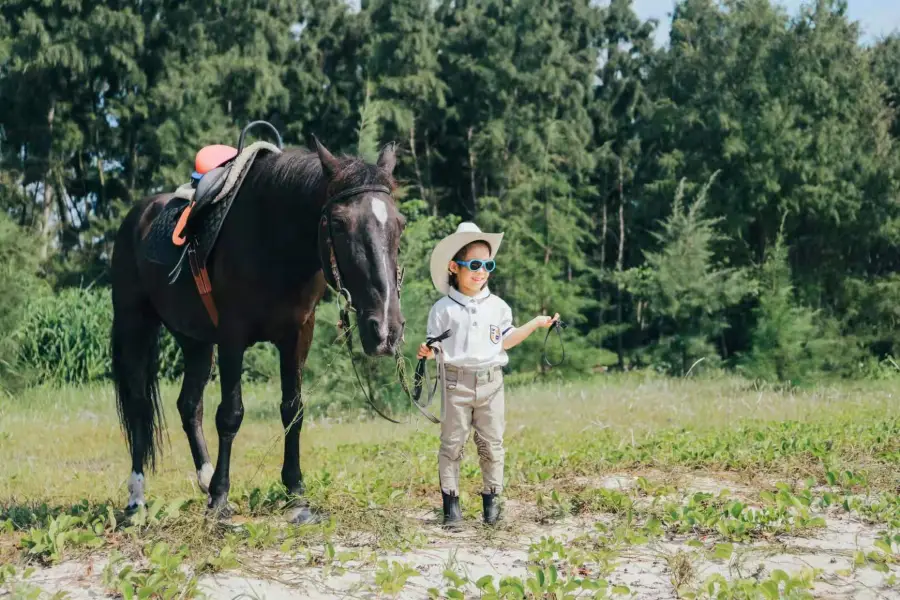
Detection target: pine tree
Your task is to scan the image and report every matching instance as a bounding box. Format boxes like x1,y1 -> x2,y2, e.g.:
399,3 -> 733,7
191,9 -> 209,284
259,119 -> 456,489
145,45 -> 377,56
621,176 -> 752,375
739,229 -> 838,384
365,0 -> 446,209
280,0 -> 369,151
434,0 -> 607,372
871,34 -> 900,139
589,0 -> 658,366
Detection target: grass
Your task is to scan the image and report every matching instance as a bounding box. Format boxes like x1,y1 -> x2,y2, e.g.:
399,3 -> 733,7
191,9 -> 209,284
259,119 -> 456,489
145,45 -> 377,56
1,372 -> 899,597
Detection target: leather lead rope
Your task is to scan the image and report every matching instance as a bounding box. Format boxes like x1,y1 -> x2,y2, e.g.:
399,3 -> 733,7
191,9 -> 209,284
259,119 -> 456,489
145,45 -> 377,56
542,320 -> 568,368
409,329 -> 452,424
337,295 -> 404,424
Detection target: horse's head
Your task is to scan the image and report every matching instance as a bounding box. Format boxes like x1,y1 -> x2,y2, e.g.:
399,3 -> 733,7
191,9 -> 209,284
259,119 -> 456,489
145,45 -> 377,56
315,138 -> 406,357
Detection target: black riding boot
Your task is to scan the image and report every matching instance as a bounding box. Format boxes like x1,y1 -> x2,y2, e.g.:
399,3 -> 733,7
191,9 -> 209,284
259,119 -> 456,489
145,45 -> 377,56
442,491 -> 463,528
482,492 -> 501,525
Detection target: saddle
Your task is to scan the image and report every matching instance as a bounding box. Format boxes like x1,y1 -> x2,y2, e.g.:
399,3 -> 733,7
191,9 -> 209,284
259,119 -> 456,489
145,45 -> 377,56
140,121 -> 283,326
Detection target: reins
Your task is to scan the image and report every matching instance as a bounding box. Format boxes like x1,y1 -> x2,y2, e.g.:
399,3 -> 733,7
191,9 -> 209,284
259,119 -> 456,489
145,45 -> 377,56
335,293 -> 405,424
408,329 -> 452,424
542,319 -> 569,368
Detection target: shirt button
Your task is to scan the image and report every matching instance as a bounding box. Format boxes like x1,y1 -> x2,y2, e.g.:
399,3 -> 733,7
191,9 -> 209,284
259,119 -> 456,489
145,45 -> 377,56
473,322 -> 478,327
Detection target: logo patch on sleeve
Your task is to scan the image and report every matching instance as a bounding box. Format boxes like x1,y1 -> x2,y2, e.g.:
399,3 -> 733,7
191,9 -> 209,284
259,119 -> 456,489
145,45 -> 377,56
489,325 -> 501,344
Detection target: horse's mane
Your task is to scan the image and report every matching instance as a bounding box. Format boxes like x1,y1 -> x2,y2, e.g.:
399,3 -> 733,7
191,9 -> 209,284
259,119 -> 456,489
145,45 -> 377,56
265,148 -> 325,194
261,147 -> 394,202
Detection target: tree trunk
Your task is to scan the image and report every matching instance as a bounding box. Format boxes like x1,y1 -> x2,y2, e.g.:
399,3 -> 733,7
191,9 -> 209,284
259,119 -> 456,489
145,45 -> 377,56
424,134 -> 436,216
40,101 -> 57,261
616,157 -> 625,370
601,196 -> 608,271
467,126 -> 477,219
544,193 -> 551,266
129,132 -> 138,193
598,174 -> 609,330
40,181 -> 55,261
409,122 -> 429,209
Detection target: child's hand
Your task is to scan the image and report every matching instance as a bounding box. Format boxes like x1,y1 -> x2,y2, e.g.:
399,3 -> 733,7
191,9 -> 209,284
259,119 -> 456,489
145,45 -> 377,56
534,313 -> 560,329
417,343 -> 435,360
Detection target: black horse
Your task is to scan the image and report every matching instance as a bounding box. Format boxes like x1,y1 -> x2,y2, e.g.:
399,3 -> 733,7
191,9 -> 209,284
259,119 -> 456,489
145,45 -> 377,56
110,138 -> 405,521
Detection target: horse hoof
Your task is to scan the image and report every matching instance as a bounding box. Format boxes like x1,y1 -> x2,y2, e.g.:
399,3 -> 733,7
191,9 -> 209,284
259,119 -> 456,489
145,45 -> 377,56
124,503 -> 144,517
286,504 -> 322,525
207,499 -> 233,520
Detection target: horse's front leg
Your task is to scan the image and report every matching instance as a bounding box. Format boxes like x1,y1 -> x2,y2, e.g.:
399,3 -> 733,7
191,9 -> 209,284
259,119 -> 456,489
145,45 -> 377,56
207,344 -> 245,515
278,317 -> 318,524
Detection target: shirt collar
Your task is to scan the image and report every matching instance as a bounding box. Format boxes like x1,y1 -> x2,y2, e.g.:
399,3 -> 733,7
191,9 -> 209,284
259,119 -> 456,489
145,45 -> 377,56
449,286 -> 491,305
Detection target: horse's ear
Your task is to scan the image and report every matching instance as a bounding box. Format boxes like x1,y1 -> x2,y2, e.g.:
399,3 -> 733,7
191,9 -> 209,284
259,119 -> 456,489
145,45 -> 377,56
377,142 -> 397,176
312,135 -> 340,179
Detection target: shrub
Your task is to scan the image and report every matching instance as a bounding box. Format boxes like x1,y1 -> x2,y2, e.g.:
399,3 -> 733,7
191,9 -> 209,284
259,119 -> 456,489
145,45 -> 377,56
0,214 -> 48,388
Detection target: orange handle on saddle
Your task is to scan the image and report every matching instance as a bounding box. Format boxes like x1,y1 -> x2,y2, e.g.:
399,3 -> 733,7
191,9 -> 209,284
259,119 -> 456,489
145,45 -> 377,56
172,203 -> 193,246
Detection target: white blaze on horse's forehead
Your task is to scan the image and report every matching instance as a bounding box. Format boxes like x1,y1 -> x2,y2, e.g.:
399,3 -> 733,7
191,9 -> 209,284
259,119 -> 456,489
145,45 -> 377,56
382,253 -> 392,319
371,197 -> 388,225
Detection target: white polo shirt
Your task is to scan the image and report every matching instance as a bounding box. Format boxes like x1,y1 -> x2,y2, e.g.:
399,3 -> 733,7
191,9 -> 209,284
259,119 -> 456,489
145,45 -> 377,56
426,287 -> 516,369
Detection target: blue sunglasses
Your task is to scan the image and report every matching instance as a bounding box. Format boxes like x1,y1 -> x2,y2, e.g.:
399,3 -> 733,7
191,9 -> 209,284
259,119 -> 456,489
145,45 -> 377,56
455,259 -> 496,273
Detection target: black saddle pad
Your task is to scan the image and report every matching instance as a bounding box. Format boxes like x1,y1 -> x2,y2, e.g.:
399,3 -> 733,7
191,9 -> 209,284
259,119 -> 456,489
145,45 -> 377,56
140,194 -> 235,278
142,198 -> 190,268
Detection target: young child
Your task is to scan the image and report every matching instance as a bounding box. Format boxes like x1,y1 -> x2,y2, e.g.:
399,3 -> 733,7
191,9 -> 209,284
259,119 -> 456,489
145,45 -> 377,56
418,222 -> 558,527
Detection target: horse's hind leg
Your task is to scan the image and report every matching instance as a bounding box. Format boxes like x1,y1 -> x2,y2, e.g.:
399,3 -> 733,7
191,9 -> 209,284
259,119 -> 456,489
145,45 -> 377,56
111,300 -> 163,512
174,335 -> 214,493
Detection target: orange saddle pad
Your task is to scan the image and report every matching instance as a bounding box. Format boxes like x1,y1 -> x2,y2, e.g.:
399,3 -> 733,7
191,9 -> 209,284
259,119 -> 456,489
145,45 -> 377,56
195,144 -> 238,175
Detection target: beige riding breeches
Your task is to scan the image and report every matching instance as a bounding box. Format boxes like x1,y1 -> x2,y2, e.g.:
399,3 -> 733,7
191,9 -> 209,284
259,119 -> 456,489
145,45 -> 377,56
438,365 -> 505,495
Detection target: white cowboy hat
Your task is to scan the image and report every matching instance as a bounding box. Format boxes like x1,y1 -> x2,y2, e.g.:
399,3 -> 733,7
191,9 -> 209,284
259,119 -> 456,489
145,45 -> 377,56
430,222 -> 504,295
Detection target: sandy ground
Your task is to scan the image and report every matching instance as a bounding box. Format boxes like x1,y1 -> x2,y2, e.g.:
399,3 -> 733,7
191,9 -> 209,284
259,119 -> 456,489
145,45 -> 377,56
8,475 -> 900,599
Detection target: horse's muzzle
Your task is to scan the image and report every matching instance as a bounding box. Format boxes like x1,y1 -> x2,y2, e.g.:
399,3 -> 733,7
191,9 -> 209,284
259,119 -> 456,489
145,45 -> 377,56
360,315 -> 403,357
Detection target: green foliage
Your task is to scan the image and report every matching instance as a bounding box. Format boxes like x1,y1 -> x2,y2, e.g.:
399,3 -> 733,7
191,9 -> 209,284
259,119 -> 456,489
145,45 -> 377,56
356,81 -> 385,163
20,513 -> 104,564
3,0 -> 900,389
872,34 -> 900,139
0,213 -> 47,387
2,376 -> 899,593
621,177 -> 753,375
374,560 -> 419,596
8,288 -> 274,386
13,288 -> 117,385
739,232 -> 844,384
102,543 -> 201,600
682,568 -> 819,599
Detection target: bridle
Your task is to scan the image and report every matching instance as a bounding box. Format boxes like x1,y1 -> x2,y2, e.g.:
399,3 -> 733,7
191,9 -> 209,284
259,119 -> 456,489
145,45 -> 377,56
319,183 -> 399,301
318,183 -> 412,424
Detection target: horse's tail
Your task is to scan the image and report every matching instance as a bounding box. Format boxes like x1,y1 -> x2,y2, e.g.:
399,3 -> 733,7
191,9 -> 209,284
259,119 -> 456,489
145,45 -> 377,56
111,305 -> 165,472
111,202 -> 166,473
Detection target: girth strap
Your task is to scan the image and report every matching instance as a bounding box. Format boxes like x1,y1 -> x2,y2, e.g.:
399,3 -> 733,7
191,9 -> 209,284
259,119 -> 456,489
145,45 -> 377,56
187,243 -> 219,327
